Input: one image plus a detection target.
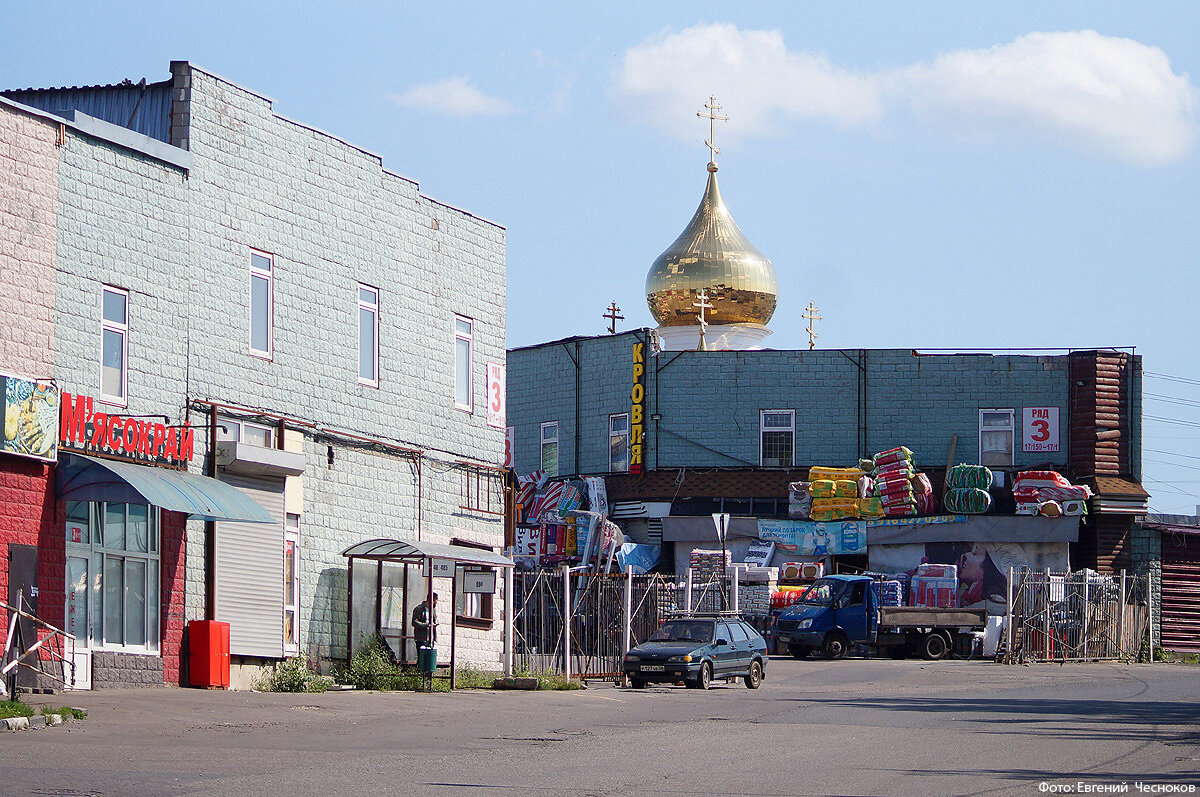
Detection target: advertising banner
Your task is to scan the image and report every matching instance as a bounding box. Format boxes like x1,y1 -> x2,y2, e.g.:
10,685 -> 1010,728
1023,407 -> 1060,453
1,371 -> 58,463
486,362 -> 506,429
757,519 -> 867,556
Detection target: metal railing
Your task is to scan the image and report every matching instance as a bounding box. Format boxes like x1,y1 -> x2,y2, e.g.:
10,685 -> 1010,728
1,594 -> 76,696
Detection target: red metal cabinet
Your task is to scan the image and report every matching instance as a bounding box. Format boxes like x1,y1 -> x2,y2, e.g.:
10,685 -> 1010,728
188,620 -> 230,689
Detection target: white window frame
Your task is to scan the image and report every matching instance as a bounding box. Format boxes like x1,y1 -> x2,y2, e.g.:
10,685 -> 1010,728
216,417 -> 275,448
283,513 -> 300,653
760,409 -> 796,467
100,285 -> 129,406
609,413 -> 630,473
454,315 -> 474,412
357,284 -> 380,386
249,249 -> 274,359
540,421 -> 559,477
979,408 -> 1016,467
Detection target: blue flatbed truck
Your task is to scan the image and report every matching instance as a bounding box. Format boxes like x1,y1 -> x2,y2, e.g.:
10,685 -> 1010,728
773,574 -> 987,660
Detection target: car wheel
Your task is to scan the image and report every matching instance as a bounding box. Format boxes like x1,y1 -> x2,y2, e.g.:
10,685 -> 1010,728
744,660 -> 763,689
922,632 -> 949,661
630,678 -> 646,689
693,661 -> 712,690
787,644 -> 811,660
822,631 -> 849,660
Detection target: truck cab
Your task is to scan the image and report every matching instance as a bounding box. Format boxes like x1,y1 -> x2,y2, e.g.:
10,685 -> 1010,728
775,575 -> 878,659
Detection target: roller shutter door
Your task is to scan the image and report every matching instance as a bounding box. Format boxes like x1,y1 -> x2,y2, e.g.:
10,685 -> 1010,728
1161,531 -> 1200,653
215,474 -> 285,658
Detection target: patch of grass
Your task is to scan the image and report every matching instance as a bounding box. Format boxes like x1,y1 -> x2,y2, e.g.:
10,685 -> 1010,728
512,665 -> 584,691
454,663 -> 500,689
257,655 -> 330,693
39,706 -> 87,720
0,700 -> 35,719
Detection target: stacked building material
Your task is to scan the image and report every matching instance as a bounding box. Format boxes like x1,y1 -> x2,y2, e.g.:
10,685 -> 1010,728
871,579 -> 905,607
788,481 -> 812,519
734,570 -> 776,617
689,549 -> 732,582
807,467 -> 865,520
944,464 -> 994,515
872,447 -> 918,517
1013,470 -> 1092,517
771,586 -> 807,609
910,563 -> 958,608
781,561 -> 823,581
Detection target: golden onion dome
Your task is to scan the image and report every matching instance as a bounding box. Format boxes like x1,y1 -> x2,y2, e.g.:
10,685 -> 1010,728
646,162 -> 778,327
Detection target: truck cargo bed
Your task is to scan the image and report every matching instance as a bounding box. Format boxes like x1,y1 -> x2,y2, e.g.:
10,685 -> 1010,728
879,607 -> 987,628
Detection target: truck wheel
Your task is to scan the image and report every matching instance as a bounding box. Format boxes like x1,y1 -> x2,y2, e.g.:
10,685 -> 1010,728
788,644 -> 812,660
744,660 -> 763,689
922,632 -> 949,661
822,631 -> 849,660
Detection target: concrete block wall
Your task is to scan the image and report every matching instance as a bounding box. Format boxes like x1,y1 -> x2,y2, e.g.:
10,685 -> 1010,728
0,101 -> 57,379
507,336 -> 1074,476
1130,523 -> 1162,647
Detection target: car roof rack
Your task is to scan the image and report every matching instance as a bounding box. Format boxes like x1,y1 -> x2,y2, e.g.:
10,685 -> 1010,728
663,610 -> 745,619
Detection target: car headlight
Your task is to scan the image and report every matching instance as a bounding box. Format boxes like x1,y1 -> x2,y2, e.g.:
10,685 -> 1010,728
798,618 -> 812,629
667,654 -> 692,663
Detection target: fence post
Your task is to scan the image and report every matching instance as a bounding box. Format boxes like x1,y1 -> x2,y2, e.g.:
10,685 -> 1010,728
685,567 -> 693,613
1118,569 -> 1127,657
1082,575 -> 1090,660
622,565 -> 633,685
1005,566 -> 1014,663
1043,567 -> 1052,661
1147,571 -> 1154,663
562,564 -> 571,680
503,566 -> 514,677
731,565 -> 740,615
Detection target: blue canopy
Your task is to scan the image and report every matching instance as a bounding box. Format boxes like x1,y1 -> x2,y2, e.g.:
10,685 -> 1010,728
57,453 -> 274,523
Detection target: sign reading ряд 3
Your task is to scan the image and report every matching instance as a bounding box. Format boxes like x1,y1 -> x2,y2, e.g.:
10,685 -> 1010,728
630,341 -> 646,475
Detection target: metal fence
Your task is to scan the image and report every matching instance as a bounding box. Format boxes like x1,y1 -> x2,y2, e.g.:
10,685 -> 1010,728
1002,568 -> 1150,663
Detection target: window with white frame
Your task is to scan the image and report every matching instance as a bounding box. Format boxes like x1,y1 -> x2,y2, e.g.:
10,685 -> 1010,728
454,316 -> 473,411
100,286 -> 128,404
249,250 -> 274,358
540,421 -> 559,477
760,410 -> 795,467
215,416 -> 275,448
454,566 -> 495,625
979,408 -> 1015,467
358,284 -> 379,385
65,501 -> 160,652
609,413 -> 630,472
283,512 -> 300,652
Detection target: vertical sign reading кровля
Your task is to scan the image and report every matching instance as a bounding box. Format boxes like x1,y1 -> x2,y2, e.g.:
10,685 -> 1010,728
630,341 -> 645,475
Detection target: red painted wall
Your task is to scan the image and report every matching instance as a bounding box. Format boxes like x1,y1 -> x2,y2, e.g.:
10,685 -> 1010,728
160,510 -> 186,685
0,457 -> 59,650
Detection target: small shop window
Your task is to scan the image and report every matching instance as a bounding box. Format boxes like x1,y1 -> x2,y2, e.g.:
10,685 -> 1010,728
979,409 -> 1015,467
760,410 -> 795,467
283,513 -> 300,652
609,413 -> 630,473
100,286 -> 128,405
540,421 -> 559,477
249,250 -> 274,358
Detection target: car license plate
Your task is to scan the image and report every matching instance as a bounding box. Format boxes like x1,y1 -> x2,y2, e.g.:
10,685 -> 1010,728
640,665 -> 665,672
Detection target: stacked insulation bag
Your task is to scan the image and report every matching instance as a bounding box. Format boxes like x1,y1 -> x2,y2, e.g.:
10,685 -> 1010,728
871,447 -> 919,517
771,586 -> 806,609
1013,471 -> 1092,517
910,563 -> 958,608
870,578 -> 905,607
781,561 -> 824,581
944,464 -> 994,515
807,466 -> 864,521
788,481 -> 812,519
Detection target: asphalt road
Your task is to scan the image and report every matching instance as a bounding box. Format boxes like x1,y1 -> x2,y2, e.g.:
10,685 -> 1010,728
4,658 -> 1198,797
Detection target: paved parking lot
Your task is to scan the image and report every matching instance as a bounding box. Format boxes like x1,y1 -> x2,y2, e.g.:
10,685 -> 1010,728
4,657 -> 1198,796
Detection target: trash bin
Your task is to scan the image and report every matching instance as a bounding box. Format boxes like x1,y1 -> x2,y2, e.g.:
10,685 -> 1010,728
188,620 -> 230,689
417,646 -> 437,674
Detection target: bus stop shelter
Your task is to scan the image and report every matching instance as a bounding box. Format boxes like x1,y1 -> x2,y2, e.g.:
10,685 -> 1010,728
341,538 -> 515,689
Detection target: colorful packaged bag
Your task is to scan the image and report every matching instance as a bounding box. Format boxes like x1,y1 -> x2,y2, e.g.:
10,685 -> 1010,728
946,464 -> 994,491
857,475 -> 875,498
1037,500 -> 1064,518
1014,470 -> 1071,490
1036,485 -> 1093,502
809,499 -> 859,521
910,472 -> 933,496
873,446 -> 914,467
1061,499 -> 1088,516
858,497 -> 885,519
809,466 -> 867,481
835,480 -> 858,499
945,487 -> 992,514
810,480 -> 837,499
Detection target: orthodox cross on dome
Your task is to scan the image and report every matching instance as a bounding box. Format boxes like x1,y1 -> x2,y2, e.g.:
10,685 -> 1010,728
803,301 -> 822,351
603,301 -> 624,334
693,289 -> 714,351
696,95 -> 729,166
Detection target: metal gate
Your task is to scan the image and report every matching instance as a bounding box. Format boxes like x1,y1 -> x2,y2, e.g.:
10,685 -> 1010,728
1161,529 -> 1200,653
512,570 -> 677,680
1002,568 -> 1150,663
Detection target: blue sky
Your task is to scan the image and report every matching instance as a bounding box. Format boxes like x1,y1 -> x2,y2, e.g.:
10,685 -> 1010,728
4,2 -> 1198,513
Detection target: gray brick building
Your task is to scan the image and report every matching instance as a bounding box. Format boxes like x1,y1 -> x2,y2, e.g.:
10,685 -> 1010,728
2,62 -> 507,687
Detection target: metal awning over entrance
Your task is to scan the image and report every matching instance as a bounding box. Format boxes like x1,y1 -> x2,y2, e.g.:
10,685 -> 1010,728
57,452 -> 274,524
341,538 -> 514,689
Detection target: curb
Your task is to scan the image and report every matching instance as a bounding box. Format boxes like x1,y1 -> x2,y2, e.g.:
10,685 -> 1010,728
2,708 -> 86,732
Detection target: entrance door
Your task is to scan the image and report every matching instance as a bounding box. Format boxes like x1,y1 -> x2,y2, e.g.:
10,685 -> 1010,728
7,544 -> 39,691
65,555 -> 92,690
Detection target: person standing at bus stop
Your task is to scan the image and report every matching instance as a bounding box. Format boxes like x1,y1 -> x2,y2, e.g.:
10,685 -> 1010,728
413,593 -> 438,649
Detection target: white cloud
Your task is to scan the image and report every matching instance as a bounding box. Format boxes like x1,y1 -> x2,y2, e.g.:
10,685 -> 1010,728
896,30 -> 1198,166
390,76 -> 513,117
612,23 -> 883,140
613,25 -> 1198,166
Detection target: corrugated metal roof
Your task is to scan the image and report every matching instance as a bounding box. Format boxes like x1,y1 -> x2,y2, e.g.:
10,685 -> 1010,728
1,78 -> 173,142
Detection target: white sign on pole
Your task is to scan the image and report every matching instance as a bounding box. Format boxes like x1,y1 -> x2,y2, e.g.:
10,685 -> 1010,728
463,570 -> 497,594
1023,407 -> 1060,453
424,557 -> 455,578
711,512 -> 730,542
486,362 -> 506,429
